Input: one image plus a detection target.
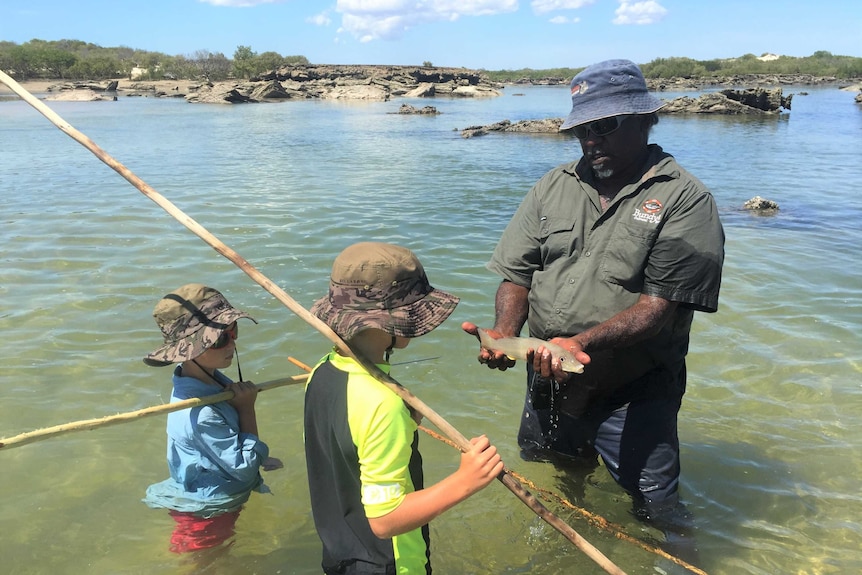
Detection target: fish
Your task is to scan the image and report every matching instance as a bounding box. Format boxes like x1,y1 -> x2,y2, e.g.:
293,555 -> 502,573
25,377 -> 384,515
477,328 -> 585,374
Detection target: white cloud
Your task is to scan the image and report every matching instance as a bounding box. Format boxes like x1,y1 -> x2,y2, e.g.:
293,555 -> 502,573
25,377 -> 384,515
613,1 -> 667,25
198,0 -> 284,6
335,0 -> 518,42
308,11 -> 332,26
549,15 -> 581,24
532,0 -> 594,15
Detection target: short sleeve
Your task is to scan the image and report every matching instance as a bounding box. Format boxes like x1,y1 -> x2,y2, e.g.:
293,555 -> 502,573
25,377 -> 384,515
644,184 -> 725,312
349,382 -> 417,518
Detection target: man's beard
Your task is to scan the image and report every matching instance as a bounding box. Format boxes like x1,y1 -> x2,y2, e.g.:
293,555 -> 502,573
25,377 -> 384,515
593,166 -> 614,179
588,149 -> 614,179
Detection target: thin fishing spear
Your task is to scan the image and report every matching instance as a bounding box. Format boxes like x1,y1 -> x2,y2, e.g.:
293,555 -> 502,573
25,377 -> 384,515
0,357 -> 431,450
0,374 -> 307,450
0,70 -> 626,575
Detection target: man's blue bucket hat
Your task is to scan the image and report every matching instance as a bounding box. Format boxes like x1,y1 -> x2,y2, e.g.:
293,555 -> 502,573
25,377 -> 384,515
559,59 -> 665,131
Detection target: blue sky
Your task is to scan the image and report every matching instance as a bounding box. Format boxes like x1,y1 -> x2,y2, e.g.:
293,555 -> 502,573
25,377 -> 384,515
1,0 -> 859,70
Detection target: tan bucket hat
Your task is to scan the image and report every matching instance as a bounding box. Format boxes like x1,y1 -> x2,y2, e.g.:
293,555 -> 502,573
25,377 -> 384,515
143,283 -> 256,367
310,242 -> 459,340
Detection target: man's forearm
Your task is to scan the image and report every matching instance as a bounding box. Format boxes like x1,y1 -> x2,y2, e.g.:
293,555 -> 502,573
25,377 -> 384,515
493,280 -> 529,337
575,294 -> 678,352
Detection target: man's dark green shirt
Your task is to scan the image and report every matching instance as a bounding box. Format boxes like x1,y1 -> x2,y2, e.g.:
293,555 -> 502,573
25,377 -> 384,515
488,145 -> 725,409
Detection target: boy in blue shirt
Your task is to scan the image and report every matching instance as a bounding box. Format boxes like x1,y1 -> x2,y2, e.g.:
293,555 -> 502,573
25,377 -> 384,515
142,283 -> 281,553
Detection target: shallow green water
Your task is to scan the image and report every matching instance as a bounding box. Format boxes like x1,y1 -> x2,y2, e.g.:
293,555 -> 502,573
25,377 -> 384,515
1,85 -> 861,574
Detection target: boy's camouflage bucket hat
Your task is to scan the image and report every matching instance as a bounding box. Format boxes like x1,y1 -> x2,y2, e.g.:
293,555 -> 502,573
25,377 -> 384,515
311,242 -> 459,340
143,283 -> 256,367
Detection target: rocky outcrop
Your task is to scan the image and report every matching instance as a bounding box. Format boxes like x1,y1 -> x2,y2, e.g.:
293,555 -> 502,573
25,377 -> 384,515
394,104 -> 440,115
322,84 -> 390,101
723,87 -> 791,110
504,74 -> 861,89
33,66 -> 502,104
184,64 -> 502,104
247,80 -> 293,101
46,88 -> 116,102
122,82 -> 187,98
840,82 -> 862,103
41,81 -> 117,101
660,87 -> 791,114
458,87 -> 791,137
510,76 -> 568,86
461,118 -> 564,138
743,196 -> 780,213
647,74 -> 854,91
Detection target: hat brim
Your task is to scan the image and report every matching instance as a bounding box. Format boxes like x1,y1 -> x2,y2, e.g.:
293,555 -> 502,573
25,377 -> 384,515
559,92 -> 666,131
143,310 -> 256,367
311,288 -> 459,341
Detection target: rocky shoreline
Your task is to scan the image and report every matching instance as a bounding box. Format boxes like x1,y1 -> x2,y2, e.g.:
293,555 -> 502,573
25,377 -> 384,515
3,65 -> 504,104
514,73 -> 862,91
4,64 -> 860,104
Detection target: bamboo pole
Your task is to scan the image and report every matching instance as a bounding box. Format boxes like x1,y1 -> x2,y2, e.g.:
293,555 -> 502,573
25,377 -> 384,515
0,70 -> 626,575
0,374 -> 307,451
0,356 -> 426,449
0,357 -> 420,451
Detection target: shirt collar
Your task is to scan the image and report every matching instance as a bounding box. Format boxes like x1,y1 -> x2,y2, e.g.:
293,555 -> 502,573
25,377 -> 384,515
326,349 -> 393,375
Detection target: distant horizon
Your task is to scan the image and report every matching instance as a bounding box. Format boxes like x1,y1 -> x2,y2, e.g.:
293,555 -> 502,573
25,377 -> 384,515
2,1 -> 859,70
3,41 -> 858,75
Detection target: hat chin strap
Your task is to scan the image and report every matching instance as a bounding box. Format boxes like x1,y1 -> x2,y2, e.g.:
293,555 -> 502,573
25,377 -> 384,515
191,358 -> 225,388
191,348 -> 244,385
235,348 -> 244,382
384,336 -> 396,363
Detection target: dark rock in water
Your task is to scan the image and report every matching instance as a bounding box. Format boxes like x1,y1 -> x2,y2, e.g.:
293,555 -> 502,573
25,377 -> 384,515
743,196 -> 780,213
720,87 -> 792,111
460,118 -> 564,138
660,88 -> 791,115
394,104 -> 440,115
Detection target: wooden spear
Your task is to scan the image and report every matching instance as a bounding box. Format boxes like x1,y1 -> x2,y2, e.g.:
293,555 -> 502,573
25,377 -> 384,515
0,374 -> 307,450
0,70 -> 627,575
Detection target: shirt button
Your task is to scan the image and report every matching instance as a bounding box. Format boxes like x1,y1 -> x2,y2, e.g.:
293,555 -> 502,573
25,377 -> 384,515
569,278 -> 575,284
584,251 -> 591,257
555,309 -> 562,314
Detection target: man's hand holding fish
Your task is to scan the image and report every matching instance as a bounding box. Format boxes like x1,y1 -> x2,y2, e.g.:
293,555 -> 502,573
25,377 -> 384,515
461,321 -> 588,381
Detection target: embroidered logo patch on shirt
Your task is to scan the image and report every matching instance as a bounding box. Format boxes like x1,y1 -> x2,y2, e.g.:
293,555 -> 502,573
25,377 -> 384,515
632,198 -> 664,224
362,483 -> 403,505
641,199 -> 663,213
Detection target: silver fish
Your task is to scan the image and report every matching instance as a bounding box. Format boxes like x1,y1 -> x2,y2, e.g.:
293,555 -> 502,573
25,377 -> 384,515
477,328 -> 584,374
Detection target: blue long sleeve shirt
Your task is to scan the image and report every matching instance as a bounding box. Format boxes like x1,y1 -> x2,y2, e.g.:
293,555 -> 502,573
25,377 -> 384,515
143,366 -> 269,517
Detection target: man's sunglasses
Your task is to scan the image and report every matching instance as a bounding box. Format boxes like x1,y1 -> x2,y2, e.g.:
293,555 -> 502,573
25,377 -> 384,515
212,323 -> 238,349
571,115 -> 627,139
